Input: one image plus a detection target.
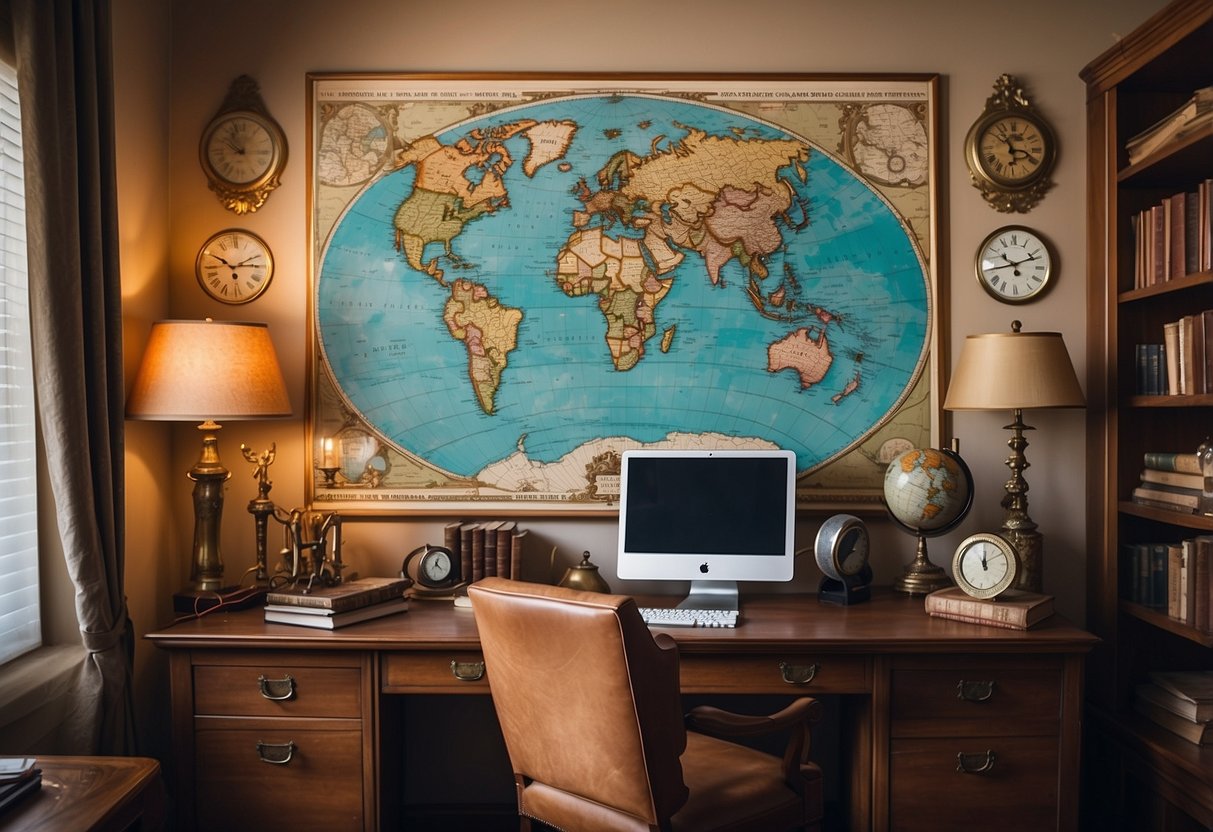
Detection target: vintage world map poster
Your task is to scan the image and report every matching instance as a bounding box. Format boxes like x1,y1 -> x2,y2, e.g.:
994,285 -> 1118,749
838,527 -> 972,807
307,74 -> 940,514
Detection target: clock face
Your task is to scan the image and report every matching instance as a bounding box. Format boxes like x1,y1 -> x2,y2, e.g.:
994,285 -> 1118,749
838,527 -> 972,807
202,111 -> 282,187
195,229 -> 274,304
976,113 -> 1052,187
953,533 -> 1018,599
976,225 -> 1052,303
420,548 -> 453,584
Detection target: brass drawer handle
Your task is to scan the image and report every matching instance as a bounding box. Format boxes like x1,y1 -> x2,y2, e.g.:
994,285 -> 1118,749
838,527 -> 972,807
450,660 -> 486,682
956,680 -> 995,702
956,750 -> 996,774
257,674 -> 296,701
255,740 -> 297,765
778,661 -> 820,685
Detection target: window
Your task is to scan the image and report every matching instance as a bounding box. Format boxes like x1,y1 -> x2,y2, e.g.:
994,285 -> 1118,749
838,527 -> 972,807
0,57 -> 38,665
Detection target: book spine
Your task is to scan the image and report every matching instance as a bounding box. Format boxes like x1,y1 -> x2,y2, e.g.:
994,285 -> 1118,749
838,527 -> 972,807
1143,452 -> 1202,475
1141,468 -> 1203,489
483,522 -> 498,578
444,521 -> 463,583
1196,537 -> 1211,633
924,593 -> 1030,629
510,528 -> 527,580
472,524 -> 486,582
1132,486 -> 1200,509
264,583 -> 406,613
460,524 -> 475,586
495,523 -> 513,578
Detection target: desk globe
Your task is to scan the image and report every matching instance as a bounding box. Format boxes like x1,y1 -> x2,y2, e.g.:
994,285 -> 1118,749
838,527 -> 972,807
883,445 -> 973,595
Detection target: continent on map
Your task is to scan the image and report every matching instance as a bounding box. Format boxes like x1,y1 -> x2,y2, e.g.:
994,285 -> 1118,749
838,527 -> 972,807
392,120 -> 576,283
555,227 -> 673,371
442,280 -> 523,414
768,328 -> 832,390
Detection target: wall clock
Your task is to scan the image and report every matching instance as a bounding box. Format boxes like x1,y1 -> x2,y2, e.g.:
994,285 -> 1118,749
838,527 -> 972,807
951,532 -> 1019,600
195,229 -> 274,304
975,225 -> 1054,303
964,74 -> 1056,214
200,75 -> 287,215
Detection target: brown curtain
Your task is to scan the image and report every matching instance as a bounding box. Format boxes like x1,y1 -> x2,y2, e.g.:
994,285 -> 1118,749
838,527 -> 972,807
12,0 -> 134,756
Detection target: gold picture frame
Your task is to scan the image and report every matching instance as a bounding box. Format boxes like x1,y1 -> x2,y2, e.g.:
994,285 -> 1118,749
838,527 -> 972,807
306,73 -> 942,515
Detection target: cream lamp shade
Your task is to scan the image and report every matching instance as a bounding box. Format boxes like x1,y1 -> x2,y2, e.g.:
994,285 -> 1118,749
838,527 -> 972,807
943,326 -> 1085,412
126,319 -> 291,420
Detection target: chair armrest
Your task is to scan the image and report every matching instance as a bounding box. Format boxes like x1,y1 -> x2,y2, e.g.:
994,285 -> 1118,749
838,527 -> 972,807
685,696 -> 821,740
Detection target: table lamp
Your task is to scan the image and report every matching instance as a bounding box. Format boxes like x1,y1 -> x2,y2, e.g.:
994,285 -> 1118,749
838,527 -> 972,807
126,320 -> 291,611
943,320 -> 1084,592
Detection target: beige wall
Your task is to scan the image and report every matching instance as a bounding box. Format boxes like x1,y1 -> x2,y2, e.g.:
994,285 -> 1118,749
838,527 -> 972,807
115,0 -> 1171,751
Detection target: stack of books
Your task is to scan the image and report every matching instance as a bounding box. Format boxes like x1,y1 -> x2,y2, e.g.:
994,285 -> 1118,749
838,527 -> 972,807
1122,534 -> 1212,632
1133,670 -> 1213,745
0,757 -> 40,816
1126,85 -> 1213,165
264,576 -> 410,629
1131,451 -> 1205,514
1131,181 -> 1213,291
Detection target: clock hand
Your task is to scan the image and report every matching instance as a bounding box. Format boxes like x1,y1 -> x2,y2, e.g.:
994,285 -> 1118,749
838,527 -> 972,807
208,254 -> 235,267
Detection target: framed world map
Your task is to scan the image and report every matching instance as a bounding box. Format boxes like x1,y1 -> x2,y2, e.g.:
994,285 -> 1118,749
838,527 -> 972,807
307,73 -> 941,515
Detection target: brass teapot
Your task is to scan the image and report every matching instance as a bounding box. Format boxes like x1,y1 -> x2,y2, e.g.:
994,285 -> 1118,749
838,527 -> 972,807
551,548 -> 612,594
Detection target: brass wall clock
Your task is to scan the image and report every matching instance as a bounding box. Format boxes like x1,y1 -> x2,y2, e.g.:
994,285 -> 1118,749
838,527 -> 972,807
964,74 -> 1056,213
195,229 -> 274,304
200,75 -> 288,215
975,225 -> 1054,303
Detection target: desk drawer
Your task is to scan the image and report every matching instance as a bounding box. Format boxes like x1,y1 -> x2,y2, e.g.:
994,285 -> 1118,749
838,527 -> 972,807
889,736 -> 1059,831
678,654 -> 869,694
195,721 -> 363,830
890,656 -> 1061,737
382,651 -> 490,693
194,663 -> 362,718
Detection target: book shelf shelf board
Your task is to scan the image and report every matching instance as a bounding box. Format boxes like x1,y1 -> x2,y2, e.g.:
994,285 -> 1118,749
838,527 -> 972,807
1119,501 -> 1213,531
1119,599 -> 1213,648
1118,126 -> 1213,186
1119,271 -> 1213,304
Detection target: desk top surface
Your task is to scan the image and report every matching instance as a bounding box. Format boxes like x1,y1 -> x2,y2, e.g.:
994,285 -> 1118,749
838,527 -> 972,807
147,588 -> 1098,655
0,756 -> 163,832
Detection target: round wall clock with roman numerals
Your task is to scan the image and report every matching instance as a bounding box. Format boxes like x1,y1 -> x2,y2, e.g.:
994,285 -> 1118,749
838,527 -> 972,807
195,229 -> 274,304
975,225 -> 1054,304
964,74 -> 1057,214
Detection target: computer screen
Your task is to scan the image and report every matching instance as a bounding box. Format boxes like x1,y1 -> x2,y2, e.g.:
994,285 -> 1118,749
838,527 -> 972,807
616,448 -> 797,610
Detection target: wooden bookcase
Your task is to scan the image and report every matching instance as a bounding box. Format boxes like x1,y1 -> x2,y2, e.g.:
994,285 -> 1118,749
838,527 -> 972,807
1082,0 -> 1213,827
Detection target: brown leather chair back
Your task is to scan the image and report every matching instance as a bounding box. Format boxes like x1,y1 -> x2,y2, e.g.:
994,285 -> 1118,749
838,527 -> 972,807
469,578 -> 690,826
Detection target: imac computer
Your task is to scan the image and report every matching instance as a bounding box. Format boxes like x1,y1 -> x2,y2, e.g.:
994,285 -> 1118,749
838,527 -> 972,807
617,448 -> 797,624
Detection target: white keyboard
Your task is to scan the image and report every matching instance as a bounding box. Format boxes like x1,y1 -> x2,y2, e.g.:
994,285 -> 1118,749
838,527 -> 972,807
638,607 -> 739,628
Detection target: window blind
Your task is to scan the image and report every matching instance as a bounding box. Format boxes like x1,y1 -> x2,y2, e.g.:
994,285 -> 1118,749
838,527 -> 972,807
0,59 -> 39,665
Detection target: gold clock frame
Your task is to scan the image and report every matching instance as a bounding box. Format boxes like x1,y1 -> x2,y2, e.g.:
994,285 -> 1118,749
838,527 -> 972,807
195,228 -> 275,305
951,532 -> 1020,600
964,74 -> 1056,214
200,75 -> 288,215
974,224 -> 1055,304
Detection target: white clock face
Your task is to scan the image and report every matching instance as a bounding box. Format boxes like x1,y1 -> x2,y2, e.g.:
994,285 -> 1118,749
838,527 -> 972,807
195,230 -> 273,304
205,113 -> 277,185
959,540 -> 1010,591
421,550 -> 452,583
977,226 -> 1052,303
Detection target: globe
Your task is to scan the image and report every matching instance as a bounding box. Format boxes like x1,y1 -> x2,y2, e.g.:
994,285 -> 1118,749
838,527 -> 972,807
883,446 -> 973,535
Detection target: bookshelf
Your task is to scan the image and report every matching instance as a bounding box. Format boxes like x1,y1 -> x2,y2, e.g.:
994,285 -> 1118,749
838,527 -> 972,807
1083,0 -> 1213,827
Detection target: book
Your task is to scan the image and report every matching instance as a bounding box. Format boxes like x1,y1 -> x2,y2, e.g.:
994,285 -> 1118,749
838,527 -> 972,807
1167,543 -> 1183,619
1141,467 -> 1202,490
1163,322 -> 1180,394
1131,485 -> 1200,512
1126,86 -> 1213,163
1133,695 -> 1213,745
1143,452 -> 1202,475
481,520 -> 502,578
495,521 -> 516,578
265,576 -> 410,614
264,597 -> 409,629
471,523 -> 486,582
1196,537 -> 1213,632
443,521 -> 463,582
510,527 -> 528,581
1149,670 -> 1213,705
0,769 -> 41,815
924,587 -> 1054,630
459,522 -> 477,586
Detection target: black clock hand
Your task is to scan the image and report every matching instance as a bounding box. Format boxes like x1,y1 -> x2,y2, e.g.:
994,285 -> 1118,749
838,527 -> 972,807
208,254 -> 235,267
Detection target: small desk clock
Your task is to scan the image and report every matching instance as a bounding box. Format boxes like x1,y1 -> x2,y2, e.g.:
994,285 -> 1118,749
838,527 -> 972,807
401,543 -> 465,597
814,514 -> 873,605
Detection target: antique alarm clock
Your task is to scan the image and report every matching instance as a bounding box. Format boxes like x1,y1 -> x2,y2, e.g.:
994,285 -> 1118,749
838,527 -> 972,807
951,532 -> 1020,599
401,543 -> 465,597
814,514 -> 873,605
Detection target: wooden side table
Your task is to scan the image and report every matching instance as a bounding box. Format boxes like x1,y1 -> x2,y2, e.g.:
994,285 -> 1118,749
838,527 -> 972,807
0,756 -> 165,832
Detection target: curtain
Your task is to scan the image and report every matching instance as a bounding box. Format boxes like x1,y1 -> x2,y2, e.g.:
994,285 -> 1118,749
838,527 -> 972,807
11,0 -> 134,756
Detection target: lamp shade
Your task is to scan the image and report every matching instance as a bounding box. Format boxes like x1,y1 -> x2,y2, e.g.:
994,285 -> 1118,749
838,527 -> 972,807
944,326 -> 1085,411
126,320 -> 291,421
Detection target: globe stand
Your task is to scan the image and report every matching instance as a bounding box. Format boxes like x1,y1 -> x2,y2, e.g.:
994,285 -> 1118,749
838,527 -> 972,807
892,535 -> 951,595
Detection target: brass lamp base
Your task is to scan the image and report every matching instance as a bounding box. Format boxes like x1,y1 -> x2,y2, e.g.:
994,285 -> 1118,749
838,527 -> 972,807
892,536 -> 953,596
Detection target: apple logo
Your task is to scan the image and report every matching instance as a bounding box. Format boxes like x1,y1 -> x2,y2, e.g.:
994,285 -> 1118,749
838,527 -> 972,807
699,563 -> 710,574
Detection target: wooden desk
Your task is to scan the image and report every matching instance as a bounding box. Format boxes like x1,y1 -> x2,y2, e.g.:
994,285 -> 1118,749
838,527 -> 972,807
147,590 -> 1097,831
0,756 -> 165,832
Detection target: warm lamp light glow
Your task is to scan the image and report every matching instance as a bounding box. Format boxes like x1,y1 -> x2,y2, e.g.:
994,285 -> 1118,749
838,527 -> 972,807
126,319 -> 290,610
943,321 -> 1084,593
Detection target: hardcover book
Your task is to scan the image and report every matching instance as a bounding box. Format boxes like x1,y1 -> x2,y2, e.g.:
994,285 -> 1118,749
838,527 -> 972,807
1150,670 -> 1213,705
1133,695 -> 1213,745
924,587 -> 1054,630
264,597 -> 409,629
1136,679 -> 1213,723
264,576 -> 410,614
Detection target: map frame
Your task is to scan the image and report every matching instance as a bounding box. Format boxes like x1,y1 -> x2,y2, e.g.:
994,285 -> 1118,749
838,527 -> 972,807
305,73 -> 943,516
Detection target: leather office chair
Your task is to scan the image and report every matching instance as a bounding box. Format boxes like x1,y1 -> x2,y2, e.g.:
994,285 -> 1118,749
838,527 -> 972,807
469,577 -> 824,832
